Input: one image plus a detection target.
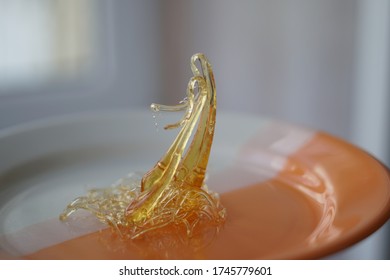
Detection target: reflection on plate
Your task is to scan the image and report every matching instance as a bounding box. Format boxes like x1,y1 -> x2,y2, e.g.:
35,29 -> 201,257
0,110 -> 389,259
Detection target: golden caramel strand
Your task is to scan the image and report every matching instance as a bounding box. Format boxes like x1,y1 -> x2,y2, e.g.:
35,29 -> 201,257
60,54 -> 226,240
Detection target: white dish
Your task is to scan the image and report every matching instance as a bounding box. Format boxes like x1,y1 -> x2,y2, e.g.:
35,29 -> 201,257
0,110 -> 389,259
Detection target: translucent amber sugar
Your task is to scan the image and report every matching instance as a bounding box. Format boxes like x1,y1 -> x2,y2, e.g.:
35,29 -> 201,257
60,53 -> 226,240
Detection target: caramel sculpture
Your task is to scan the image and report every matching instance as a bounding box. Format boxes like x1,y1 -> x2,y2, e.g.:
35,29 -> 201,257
60,53 -> 226,240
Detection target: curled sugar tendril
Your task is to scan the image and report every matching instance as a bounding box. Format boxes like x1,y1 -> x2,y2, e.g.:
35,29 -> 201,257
60,54 -> 226,241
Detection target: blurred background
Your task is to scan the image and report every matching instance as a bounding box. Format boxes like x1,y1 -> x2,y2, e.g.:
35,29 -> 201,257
0,0 -> 389,258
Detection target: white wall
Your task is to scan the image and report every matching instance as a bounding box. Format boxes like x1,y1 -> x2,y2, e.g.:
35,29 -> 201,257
0,0 -> 163,127
160,0 -> 357,140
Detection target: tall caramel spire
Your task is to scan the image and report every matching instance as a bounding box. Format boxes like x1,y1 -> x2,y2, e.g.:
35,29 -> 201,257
60,54 -> 225,239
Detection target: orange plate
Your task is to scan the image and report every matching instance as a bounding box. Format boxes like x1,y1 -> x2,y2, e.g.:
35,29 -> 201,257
0,111 -> 389,259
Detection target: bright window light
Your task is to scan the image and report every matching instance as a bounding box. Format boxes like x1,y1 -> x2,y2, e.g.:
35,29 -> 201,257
0,0 -> 95,92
